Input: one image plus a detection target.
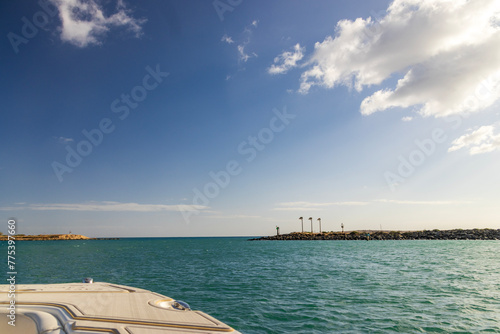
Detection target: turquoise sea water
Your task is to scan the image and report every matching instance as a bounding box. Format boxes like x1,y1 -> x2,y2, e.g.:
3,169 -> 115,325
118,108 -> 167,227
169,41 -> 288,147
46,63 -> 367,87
4,238 -> 500,333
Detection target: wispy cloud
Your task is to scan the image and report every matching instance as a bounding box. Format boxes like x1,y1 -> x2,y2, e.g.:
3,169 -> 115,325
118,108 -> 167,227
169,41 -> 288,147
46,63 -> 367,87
0,201 -> 207,212
274,199 -> 470,211
268,43 -> 305,75
221,34 -> 234,44
274,201 -> 368,211
55,136 -> 74,143
297,0 -> 500,117
207,214 -> 262,219
237,45 -> 251,62
448,125 -> 500,155
237,42 -> 257,63
401,116 -> 413,122
50,0 -> 146,47
375,199 -> 471,205
222,20 -> 259,65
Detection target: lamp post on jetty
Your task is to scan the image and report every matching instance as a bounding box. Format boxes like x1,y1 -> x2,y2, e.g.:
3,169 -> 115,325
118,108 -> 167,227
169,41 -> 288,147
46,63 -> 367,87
341,223 -> 344,233
309,217 -> 313,233
299,217 -> 304,233
317,218 -> 322,233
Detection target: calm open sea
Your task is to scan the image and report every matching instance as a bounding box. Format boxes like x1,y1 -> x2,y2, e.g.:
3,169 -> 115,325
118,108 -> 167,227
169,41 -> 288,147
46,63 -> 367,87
5,237 -> 500,333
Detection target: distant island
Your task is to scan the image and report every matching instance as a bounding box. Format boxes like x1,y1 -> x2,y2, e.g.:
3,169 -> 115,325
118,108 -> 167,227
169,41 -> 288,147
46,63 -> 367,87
250,229 -> 500,241
0,234 -> 118,241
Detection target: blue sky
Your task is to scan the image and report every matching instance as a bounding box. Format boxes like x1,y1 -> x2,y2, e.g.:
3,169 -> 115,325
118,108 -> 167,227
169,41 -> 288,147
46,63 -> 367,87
1,0 -> 499,237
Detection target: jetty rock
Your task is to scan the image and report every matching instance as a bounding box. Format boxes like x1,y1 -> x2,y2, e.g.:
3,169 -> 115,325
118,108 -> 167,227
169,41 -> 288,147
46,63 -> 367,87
0,234 -> 91,241
250,229 -> 500,241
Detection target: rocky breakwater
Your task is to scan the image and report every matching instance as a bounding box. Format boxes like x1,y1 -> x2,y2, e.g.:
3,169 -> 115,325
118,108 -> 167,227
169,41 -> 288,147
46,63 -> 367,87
0,234 -> 118,241
250,229 -> 500,241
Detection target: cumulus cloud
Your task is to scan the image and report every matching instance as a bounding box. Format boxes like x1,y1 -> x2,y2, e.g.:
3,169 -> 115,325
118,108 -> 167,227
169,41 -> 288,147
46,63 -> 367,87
268,43 -> 305,75
298,0 -> 500,117
0,201 -> 207,212
50,0 -> 145,47
448,125 -> 500,154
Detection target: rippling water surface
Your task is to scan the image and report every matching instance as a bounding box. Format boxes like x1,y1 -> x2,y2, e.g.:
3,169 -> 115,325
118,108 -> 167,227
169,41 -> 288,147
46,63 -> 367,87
8,238 -> 500,333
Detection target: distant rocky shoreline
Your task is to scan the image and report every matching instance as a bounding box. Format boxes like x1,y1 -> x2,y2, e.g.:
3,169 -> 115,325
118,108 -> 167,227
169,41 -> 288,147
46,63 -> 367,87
250,229 -> 500,241
0,234 -> 118,241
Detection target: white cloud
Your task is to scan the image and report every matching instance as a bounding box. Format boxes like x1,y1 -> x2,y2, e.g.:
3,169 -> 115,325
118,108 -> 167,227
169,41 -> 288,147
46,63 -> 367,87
274,199 -> 469,211
0,201 -> 207,212
268,43 -> 305,75
207,214 -> 262,219
375,199 -> 470,205
50,0 -> 145,47
274,201 -> 368,211
221,34 -> 234,44
298,0 -> 500,117
401,116 -> 413,122
237,44 -> 250,62
237,41 -> 258,63
55,136 -> 74,143
237,44 -> 258,63
448,125 -> 500,155
222,20 -> 258,65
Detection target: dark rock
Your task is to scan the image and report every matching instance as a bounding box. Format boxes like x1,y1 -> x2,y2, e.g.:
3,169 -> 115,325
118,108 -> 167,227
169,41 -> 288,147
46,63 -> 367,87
249,229 -> 500,241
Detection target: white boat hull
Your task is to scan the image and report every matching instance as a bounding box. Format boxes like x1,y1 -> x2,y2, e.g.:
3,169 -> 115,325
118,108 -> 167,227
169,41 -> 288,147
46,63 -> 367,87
0,282 -> 241,334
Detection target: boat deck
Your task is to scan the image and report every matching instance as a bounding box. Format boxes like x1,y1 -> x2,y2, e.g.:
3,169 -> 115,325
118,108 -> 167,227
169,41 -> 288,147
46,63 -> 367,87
0,282 -> 239,334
